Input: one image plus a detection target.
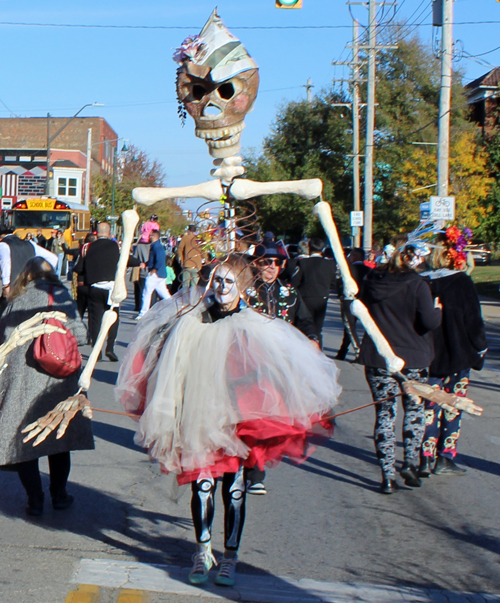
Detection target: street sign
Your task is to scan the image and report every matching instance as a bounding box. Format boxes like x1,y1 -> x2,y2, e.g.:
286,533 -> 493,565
1,198 -> 13,210
350,211 -> 364,227
429,196 -> 455,221
106,215 -> 119,222
420,201 -> 430,221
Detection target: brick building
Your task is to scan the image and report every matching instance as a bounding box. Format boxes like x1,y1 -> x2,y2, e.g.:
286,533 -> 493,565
465,67 -> 500,137
0,116 -> 118,207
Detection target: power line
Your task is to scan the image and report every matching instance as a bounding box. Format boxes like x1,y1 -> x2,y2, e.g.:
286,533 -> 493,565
466,44 -> 500,58
0,20 -> 497,31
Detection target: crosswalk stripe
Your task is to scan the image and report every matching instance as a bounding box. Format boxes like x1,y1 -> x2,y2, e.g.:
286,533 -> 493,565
64,584 -> 100,603
116,590 -> 147,603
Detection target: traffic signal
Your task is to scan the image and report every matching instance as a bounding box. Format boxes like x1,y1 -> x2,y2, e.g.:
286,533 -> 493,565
276,0 -> 302,7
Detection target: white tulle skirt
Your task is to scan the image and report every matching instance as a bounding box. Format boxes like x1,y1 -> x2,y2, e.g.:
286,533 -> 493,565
115,290 -> 341,484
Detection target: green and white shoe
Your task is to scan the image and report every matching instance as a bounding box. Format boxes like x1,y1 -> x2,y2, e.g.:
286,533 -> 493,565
188,544 -> 216,585
214,555 -> 238,587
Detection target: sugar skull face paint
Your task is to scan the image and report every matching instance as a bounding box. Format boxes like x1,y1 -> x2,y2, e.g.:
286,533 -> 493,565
213,265 -> 239,305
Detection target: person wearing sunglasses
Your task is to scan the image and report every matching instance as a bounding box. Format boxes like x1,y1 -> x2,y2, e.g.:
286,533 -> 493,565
245,241 -> 320,495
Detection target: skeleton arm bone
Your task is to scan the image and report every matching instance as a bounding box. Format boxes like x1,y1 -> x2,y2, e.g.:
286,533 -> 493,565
133,178 -> 323,205
78,310 -> 117,391
110,209 -> 140,304
313,199 -> 405,373
313,201 -> 358,299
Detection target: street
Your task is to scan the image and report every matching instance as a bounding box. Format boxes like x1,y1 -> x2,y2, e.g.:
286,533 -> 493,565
1,293 -> 500,602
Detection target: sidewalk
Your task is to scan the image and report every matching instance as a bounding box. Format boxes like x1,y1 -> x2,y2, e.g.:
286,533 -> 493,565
480,296 -> 500,329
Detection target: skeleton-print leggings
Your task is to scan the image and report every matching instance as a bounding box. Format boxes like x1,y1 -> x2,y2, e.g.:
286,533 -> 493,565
421,370 -> 469,460
365,367 -> 428,479
191,466 -> 246,551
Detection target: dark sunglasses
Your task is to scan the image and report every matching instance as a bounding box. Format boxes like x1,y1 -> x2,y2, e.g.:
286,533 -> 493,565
256,258 -> 284,268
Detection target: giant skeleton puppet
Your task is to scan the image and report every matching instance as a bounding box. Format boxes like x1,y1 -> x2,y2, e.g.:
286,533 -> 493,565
22,12 -> 481,456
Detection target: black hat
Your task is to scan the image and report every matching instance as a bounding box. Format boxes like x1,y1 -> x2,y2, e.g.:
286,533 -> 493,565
253,241 -> 287,260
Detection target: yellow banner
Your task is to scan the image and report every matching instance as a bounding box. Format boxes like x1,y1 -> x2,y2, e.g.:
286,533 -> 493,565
26,199 -> 56,210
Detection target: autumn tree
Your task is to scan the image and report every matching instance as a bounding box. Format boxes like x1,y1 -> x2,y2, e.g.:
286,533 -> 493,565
91,144 -> 187,235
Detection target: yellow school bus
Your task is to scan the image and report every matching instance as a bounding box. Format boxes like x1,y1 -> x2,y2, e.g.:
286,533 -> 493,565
11,198 -> 93,248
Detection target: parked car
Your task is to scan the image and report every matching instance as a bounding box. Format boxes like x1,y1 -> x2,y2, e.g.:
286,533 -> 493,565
467,241 -> 492,265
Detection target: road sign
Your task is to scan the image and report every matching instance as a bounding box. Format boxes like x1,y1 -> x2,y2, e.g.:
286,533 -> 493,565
106,215 -> 119,222
350,211 -> 364,227
1,198 -> 13,210
429,196 -> 455,221
420,201 -> 430,221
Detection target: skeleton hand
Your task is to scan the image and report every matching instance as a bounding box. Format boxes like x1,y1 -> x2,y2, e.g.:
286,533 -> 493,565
22,394 -> 93,447
0,311 -> 68,370
403,381 -> 483,416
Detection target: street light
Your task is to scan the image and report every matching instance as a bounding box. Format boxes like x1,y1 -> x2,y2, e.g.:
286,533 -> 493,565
110,141 -> 129,236
46,102 -> 104,195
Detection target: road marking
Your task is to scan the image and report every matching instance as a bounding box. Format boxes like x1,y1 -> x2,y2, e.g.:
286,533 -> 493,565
116,590 -> 148,603
72,558 -> 500,602
65,584 -> 99,603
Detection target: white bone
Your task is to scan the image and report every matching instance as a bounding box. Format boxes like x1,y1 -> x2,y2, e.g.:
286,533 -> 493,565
210,165 -> 246,183
213,156 -> 243,166
133,181 -> 223,205
350,300 -> 405,373
133,177 -> 322,205
313,201 -> 358,298
230,178 -> 322,201
78,310 -> 118,391
110,209 -> 140,305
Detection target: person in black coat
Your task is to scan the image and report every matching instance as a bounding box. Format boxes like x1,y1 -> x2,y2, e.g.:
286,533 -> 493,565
335,248 -> 372,359
418,237 -> 487,477
80,222 -> 139,361
289,238 -> 336,347
358,239 -> 442,494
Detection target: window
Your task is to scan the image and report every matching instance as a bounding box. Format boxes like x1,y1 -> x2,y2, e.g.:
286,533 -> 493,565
58,177 -> 78,197
58,177 -> 67,196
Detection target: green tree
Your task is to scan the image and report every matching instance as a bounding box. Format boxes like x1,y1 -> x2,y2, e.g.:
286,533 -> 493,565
244,92 -> 352,241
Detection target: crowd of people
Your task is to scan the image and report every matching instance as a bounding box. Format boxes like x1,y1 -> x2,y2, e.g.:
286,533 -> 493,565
0,216 -> 489,588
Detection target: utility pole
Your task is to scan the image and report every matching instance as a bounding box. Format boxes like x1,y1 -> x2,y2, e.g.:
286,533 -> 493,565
352,21 -> 362,248
303,77 -> 314,102
436,0 -> 454,197
363,0 -> 377,253
85,128 -> 92,206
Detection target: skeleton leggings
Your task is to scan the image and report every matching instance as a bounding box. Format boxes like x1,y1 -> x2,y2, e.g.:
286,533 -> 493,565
421,370 -> 470,460
365,367 -> 428,479
191,466 -> 246,551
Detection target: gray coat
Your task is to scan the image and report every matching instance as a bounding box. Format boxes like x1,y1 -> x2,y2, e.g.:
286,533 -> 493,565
0,279 -> 94,466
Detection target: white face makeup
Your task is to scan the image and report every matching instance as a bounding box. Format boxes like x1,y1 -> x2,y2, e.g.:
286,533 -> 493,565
213,265 -> 239,305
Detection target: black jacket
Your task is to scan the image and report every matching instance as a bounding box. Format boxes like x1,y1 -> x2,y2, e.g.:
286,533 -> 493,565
78,238 -> 139,286
248,278 -> 319,341
358,269 -> 442,369
423,270 -> 487,377
290,256 -> 336,301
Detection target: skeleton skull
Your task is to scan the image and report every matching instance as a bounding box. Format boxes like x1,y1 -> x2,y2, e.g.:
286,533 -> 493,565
177,66 -> 259,158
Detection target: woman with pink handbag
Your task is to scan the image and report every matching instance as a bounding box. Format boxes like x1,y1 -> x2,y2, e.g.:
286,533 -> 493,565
0,257 -> 93,516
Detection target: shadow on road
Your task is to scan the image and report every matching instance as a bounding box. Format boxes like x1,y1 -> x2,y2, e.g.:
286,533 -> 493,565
91,420 -> 145,454
0,472 -> 325,601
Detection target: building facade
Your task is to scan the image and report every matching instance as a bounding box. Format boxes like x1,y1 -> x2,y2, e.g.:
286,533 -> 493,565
0,116 -> 118,208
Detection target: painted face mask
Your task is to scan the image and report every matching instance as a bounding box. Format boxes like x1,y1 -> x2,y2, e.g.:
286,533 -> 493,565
213,265 -> 239,305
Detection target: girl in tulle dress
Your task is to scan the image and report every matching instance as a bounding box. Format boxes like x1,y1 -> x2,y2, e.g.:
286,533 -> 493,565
115,254 -> 341,587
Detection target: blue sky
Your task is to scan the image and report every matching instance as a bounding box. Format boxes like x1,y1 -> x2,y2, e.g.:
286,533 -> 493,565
0,0 -> 498,208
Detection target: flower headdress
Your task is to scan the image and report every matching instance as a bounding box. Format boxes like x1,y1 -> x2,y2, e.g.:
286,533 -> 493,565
444,225 -> 472,270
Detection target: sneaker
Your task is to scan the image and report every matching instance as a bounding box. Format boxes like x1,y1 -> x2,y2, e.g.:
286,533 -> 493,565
214,555 -> 237,587
433,456 -> 466,475
246,481 -> 267,495
188,547 -> 216,585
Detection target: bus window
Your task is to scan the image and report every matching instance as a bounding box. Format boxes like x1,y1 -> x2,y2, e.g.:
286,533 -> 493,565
12,210 -> 71,230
